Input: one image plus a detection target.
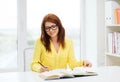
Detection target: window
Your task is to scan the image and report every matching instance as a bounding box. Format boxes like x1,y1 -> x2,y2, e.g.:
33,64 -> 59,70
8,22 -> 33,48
0,0 -> 17,70
27,0 -> 82,60
0,0 -> 85,72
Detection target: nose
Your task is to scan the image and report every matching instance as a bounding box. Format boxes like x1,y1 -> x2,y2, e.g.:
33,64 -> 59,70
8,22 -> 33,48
49,28 -> 53,32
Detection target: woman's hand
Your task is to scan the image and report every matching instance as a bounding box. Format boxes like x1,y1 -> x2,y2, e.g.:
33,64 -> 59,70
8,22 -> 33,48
40,66 -> 49,72
83,60 -> 92,67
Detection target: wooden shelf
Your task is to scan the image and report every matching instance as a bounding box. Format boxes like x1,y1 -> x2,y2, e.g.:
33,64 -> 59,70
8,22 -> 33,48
106,53 -> 120,58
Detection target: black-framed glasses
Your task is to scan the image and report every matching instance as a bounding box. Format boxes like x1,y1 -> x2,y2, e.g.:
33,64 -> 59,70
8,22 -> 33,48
45,25 -> 58,32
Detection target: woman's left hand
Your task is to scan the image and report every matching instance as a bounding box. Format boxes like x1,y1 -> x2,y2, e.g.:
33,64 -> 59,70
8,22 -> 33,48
83,60 -> 92,67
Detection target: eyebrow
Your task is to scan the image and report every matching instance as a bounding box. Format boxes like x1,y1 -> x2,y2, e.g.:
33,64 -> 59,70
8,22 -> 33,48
45,24 -> 56,27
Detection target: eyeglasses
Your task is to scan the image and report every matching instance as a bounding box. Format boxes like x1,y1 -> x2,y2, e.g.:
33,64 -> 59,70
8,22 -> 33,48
45,25 -> 58,32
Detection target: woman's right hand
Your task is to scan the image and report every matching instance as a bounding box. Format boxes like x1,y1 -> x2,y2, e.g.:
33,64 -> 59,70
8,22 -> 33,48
40,66 -> 49,72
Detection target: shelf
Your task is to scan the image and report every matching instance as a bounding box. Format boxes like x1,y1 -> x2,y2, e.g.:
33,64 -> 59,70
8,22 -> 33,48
105,0 -> 120,66
106,53 -> 120,58
106,24 -> 120,27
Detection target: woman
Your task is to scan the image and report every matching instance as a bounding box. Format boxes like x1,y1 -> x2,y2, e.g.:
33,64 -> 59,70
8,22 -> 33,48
31,13 -> 92,72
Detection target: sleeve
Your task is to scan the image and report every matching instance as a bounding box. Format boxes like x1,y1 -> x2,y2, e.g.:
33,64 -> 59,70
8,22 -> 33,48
67,40 -> 83,69
30,39 -> 42,72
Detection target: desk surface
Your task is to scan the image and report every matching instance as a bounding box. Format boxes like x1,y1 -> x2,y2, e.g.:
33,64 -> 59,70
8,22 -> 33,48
0,66 -> 120,82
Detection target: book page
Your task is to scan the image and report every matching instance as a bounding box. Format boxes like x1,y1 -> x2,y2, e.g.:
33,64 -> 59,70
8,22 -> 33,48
39,69 -> 74,80
71,67 -> 98,76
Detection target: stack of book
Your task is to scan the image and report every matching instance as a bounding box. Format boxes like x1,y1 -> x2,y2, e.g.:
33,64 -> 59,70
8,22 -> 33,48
108,32 -> 120,55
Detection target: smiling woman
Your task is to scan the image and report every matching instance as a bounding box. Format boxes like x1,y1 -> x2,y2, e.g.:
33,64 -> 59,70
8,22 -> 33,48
27,0 -> 82,61
30,13 -> 92,72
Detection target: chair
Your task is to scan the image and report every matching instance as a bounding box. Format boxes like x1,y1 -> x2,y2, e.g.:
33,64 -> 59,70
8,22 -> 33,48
24,47 -> 34,71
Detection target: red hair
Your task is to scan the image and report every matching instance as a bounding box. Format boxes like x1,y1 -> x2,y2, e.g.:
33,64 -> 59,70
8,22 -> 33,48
40,13 -> 65,52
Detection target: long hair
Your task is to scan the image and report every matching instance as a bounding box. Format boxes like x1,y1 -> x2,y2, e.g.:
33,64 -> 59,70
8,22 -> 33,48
40,13 -> 65,52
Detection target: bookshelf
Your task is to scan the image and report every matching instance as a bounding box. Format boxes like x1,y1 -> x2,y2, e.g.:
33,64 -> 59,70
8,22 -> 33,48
105,0 -> 120,66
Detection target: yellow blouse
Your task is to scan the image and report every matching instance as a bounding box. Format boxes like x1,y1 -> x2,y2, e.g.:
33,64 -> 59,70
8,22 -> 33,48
31,38 -> 83,72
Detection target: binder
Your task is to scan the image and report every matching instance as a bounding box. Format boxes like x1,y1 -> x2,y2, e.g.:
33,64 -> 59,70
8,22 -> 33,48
115,8 -> 120,24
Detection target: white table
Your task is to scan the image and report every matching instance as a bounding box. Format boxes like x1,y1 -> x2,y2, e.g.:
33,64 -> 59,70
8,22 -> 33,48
0,66 -> 120,82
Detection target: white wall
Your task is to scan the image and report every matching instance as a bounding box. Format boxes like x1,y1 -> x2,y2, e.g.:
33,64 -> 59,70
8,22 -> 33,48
85,0 -> 97,67
85,0 -> 105,67
17,0 -> 27,71
97,0 -> 105,66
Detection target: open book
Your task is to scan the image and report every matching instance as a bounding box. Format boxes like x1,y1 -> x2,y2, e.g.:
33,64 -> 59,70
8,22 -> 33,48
39,67 -> 98,80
